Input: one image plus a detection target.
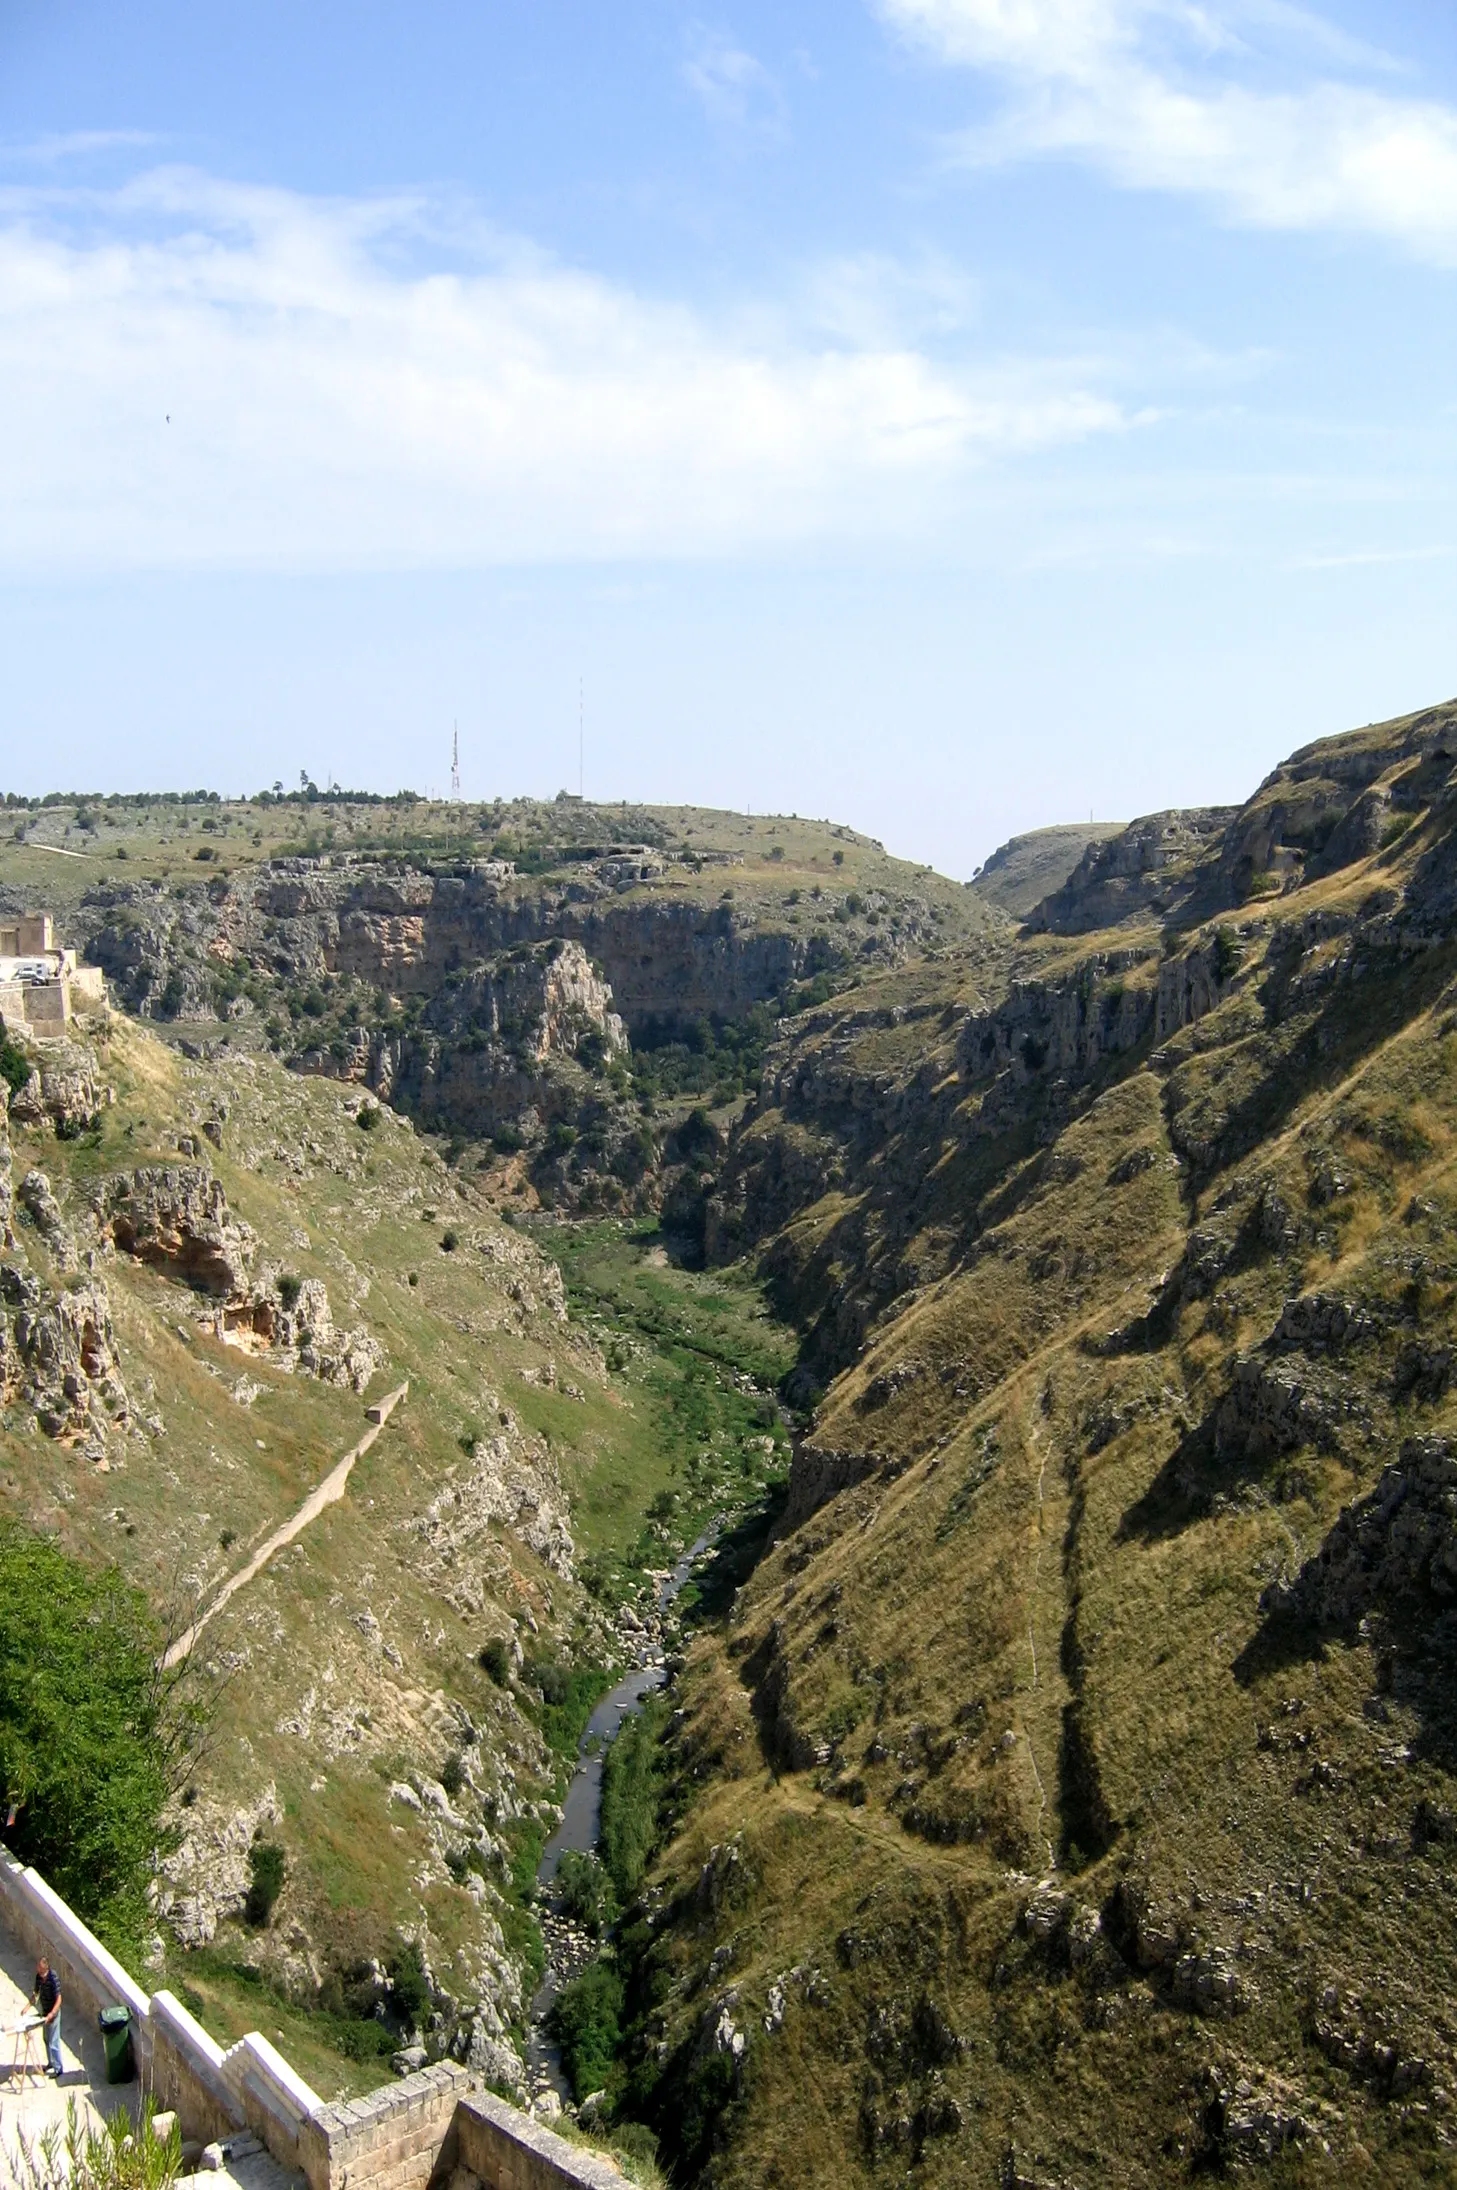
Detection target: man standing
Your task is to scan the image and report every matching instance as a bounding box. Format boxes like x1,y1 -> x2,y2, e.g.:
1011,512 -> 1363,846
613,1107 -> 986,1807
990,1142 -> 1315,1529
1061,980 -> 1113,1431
31,1956 -> 61,2078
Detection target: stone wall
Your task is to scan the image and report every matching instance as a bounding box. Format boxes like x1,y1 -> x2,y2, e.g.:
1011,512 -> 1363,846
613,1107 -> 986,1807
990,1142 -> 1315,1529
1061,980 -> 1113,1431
452,2094 -> 628,2188
299,2064 -> 472,2190
0,1853 -> 150,2046
148,1989 -> 244,2147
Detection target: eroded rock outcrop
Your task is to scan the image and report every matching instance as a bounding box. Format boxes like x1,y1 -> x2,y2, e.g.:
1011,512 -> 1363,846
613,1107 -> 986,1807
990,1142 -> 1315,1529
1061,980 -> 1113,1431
1262,1434 -> 1457,1626
95,1164 -> 381,1389
0,1263 -> 130,1450
5,1040 -> 104,1135
95,1165 -> 258,1295
151,1783 -> 284,1947
411,1432 -> 575,1584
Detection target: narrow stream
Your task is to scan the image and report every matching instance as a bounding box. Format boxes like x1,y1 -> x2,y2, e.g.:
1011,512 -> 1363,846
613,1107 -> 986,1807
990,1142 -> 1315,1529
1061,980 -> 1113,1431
524,1527 -> 718,2106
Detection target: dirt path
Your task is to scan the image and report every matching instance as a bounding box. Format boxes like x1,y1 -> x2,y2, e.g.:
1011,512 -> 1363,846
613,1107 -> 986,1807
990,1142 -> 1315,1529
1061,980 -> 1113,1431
162,1382 -> 408,1668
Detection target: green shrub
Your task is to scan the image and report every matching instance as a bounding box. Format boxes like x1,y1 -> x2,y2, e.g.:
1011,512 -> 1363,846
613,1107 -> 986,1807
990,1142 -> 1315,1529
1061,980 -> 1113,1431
387,1936 -> 431,2028
548,1961 -> 624,2099
479,1638 -> 512,1686
17,2091 -> 183,2189
0,1032 -> 30,1099
555,1849 -> 616,1936
244,1840 -> 285,1927
277,1273 -> 302,1310
600,1699 -> 668,1904
0,1527 -> 180,1953
440,1229 -> 459,1253
440,1750 -> 466,1800
356,1103 -> 381,1131
1212,925 -> 1242,982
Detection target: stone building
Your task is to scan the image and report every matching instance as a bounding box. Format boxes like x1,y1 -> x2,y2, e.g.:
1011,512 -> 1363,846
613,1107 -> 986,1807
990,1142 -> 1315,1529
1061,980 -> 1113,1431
0,911 -> 106,1030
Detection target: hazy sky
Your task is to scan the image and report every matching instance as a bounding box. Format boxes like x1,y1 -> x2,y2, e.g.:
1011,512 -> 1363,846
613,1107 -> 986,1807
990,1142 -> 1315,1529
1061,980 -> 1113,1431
1,0 -> 1454,872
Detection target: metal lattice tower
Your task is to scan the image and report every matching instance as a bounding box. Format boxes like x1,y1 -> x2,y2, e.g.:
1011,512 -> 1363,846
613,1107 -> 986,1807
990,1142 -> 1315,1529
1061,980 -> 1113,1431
450,722 -> 461,802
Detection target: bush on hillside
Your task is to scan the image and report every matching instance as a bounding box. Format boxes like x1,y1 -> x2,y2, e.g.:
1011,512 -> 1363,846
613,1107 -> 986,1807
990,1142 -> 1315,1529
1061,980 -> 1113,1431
0,1527 -> 178,1953
387,1936 -> 431,2028
244,1839 -> 285,1927
0,1032 -> 32,1099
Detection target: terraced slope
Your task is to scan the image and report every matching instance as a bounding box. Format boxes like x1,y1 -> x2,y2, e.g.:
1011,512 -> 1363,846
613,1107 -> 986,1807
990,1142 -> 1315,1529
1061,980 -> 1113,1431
619,696 -> 1457,2186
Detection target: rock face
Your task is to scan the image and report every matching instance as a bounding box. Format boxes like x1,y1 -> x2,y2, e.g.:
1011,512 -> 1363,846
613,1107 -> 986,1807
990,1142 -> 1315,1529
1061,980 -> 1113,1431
0,1081 -> 13,1245
80,861 -> 835,1035
1024,809 -> 1237,934
5,1040 -> 104,1135
296,938 -> 628,1144
411,1432 -> 576,1584
1264,1435 -> 1457,1626
95,1165 -> 258,1295
210,1272 -> 384,1393
95,1164 -> 381,1390
0,1263 -> 130,1449
151,1783 -> 285,1947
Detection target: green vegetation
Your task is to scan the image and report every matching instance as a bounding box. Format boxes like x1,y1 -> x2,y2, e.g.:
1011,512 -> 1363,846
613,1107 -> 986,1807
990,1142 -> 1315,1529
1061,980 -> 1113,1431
244,1839 -> 286,1927
599,1696 -> 669,1904
521,1654 -> 615,1762
0,1527 -> 183,1955
0,1030 -> 30,1099
628,1006 -> 776,1106
15,2095 -> 182,2190
555,1848 -> 615,1936
548,1960 -> 625,2100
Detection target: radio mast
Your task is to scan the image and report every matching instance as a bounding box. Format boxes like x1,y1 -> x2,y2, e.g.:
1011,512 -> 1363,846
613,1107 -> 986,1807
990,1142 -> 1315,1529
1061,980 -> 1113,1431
450,722 -> 461,802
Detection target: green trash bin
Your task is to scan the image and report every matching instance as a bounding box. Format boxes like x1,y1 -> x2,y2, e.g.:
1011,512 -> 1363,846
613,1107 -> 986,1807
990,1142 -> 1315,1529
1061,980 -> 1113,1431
98,2005 -> 134,2084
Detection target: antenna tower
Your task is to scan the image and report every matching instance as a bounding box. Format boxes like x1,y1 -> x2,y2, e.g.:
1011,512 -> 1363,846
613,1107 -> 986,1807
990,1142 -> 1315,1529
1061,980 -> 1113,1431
579,679 -> 584,801
450,722 -> 461,803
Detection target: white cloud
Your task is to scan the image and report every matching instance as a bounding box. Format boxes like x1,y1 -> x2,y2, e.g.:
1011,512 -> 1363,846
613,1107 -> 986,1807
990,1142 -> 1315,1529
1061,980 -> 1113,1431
0,171 -> 1127,574
683,27 -> 787,136
881,0 -> 1457,262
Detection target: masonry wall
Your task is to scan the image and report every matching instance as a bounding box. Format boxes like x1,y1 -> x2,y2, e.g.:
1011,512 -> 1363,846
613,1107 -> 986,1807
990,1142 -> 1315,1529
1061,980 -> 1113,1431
300,2063 -> 472,2190
148,1990 -> 244,2147
452,2095 -> 627,2190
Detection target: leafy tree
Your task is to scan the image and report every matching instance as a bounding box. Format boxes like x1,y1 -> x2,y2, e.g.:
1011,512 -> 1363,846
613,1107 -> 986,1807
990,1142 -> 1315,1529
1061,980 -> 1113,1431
0,1528 -> 180,1953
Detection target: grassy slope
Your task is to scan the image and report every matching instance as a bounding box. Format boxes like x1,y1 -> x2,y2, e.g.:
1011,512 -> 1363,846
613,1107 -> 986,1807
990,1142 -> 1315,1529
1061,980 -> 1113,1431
0,1017 -> 791,2097
630,745 -> 1457,2185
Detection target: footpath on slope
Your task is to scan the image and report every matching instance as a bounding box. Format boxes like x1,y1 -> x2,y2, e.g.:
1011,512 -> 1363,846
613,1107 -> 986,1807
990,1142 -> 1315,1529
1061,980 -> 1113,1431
162,1383 -> 408,1669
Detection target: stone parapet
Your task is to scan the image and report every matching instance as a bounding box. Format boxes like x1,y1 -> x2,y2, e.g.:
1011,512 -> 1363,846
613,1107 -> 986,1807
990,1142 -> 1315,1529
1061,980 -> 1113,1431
453,2094 -> 628,2188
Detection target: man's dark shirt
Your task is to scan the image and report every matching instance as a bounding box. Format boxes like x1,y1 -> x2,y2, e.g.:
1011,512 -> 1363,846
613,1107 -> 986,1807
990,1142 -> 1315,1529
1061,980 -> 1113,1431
33,1972 -> 59,2018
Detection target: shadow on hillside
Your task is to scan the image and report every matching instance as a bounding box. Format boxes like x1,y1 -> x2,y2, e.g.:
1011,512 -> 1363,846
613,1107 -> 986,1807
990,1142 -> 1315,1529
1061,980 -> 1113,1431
679,1485 -> 788,1624
1234,1597 -> 1457,1774
1182,941 -> 1457,1187
1118,1419 -> 1231,1542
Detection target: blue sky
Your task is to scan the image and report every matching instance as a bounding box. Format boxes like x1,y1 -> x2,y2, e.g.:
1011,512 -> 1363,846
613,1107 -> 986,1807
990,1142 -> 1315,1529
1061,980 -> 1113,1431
1,0 -> 1454,871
